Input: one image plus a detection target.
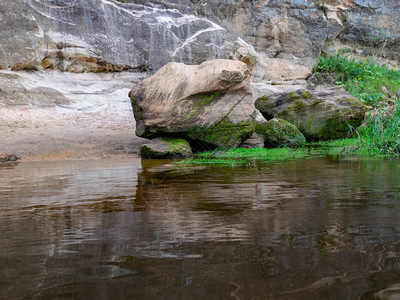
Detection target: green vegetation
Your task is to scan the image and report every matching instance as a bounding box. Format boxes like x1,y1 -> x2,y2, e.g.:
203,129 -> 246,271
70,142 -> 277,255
315,0 -> 328,16
314,52 -> 400,106
174,139 -> 367,168
175,147 -> 310,167
308,138 -> 366,157
357,102 -> 400,157
314,50 -> 400,157
174,132 -> 400,168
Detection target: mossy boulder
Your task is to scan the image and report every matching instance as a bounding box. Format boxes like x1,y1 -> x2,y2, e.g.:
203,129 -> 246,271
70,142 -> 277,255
256,118 -> 306,148
129,60 -> 256,149
255,88 -> 367,141
140,137 -> 193,159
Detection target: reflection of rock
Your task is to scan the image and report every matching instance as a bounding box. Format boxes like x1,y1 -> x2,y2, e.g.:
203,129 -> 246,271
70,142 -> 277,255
129,60 -> 255,149
140,138 -> 193,159
255,88 -> 367,141
3,158 -> 400,299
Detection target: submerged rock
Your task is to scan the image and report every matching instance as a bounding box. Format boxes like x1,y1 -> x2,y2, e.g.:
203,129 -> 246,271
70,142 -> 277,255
256,118 -> 306,148
129,60 -> 256,149
140,137 -> 193,159
255,88 -> 367,141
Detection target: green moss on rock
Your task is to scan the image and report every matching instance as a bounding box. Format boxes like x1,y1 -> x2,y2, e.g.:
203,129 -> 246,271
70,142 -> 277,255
141,137 -> 193,159
302,91 -> 313,99
257,89 -> 367,141
186,91 -> 224,119
187,118 -> 255,149
254,95 -> 274,113
287,92 -> 302,101
256,118 -> 306,148
293,99 -> 306,112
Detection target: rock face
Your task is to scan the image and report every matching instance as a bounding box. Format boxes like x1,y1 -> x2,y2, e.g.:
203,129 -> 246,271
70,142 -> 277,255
256,118 -> 306,148
0,0 -> 241,73
140,138 -> 193,159
1,1 -> 399,76
255,88 -> 367,141
129,60 -> 255,149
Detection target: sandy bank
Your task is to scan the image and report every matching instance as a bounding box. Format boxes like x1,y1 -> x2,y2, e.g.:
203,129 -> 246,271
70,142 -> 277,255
0,70 -> 148,161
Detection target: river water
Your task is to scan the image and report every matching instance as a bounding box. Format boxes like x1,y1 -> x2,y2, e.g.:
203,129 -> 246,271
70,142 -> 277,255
1,158 -> 400,299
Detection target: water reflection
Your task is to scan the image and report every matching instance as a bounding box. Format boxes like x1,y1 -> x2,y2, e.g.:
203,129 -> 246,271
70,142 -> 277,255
1,158 -> 400,299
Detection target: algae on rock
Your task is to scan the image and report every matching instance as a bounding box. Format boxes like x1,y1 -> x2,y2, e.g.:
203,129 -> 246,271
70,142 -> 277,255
141,137 -> 193,159
256,118 -> 306,148
187,118 -> 255,150
255,88 -> 367,141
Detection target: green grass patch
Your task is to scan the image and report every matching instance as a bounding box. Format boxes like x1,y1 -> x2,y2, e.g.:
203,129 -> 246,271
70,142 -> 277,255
314,52 -> 400,106
174,138 -> 385,168
357,102 -> 400,157
308,138 -> 368,157
175,147 -> 311,167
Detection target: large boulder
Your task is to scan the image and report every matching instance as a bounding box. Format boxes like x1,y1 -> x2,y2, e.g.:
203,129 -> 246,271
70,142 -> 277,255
255,88 -> 367,141
129,60 -> 256,149
256,118 -> 306,148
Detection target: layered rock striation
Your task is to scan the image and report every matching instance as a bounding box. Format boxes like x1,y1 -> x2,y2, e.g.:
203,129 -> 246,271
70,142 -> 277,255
1,0 -> 399,76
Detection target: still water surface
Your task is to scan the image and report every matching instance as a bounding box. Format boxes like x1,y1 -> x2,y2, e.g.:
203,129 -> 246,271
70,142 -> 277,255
1,158 -> 400,299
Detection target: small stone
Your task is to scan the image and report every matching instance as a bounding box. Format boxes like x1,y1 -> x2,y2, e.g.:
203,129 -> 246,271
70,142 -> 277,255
0,153 -> 20,162
212,151 -> 227,158
141,137 -> 193,159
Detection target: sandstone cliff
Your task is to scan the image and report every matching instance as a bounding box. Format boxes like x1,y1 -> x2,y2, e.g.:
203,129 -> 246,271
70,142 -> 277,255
1,0 -> 399,75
